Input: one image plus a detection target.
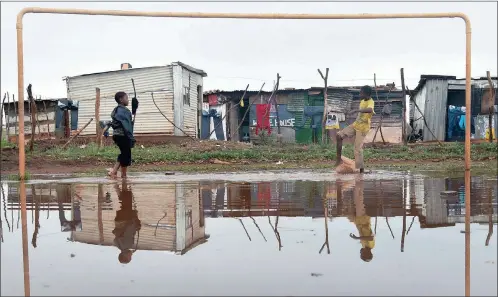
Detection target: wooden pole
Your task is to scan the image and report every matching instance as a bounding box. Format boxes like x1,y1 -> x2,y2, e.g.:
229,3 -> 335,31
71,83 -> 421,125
1,93 -> 6,144
318,68 -> 329,144
371,74 -> 386,144
62,118 -> 93,149
6,93 -> 11,141
273,73 -> 282,144
95,88 -> 101,147
41,100 -> 50,138
12,94 -> 17,137
486,71 -> 495,142
400,68 -> 407,145
26,84 -> 37,151
35,97 -> 41,136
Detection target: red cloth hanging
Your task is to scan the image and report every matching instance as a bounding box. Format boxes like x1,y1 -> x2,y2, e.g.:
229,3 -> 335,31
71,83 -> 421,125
255,104 -> 272,135
208,94 -> 218,106
257,183 -> 272,209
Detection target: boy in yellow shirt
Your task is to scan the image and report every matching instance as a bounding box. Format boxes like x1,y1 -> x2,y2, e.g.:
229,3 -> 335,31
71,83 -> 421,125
335,85 -> 375,173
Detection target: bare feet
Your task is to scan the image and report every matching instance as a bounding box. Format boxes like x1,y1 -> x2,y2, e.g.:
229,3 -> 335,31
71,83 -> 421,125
107,168 -> 118,179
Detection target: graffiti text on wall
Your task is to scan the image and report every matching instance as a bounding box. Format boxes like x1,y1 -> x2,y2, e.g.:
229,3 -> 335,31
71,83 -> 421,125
252,118 -> 295,127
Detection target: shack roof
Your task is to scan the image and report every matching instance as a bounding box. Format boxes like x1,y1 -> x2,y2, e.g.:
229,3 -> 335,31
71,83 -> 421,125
65,61 -> 207,80
2,98 -> 62,109
411,74 -> 498,95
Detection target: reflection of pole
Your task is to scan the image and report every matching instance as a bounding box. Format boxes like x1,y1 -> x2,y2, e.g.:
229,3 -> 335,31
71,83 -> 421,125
98,184 -> 104,244
238,218 -> 251,241
20,181 -> 31,296
320,183 -> 330,254
485,185 -> 493,246
464,171 -> 471,297
401,181 -> 407,252
386,217 -> 395,239
250,217 -> 267,242
31,190 -> 40,248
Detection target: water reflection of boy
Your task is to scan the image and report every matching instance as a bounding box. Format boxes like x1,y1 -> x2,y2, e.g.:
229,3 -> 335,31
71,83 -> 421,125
344,179 -> 375,262
113,181 -> 141,264
58,199 -> 82,232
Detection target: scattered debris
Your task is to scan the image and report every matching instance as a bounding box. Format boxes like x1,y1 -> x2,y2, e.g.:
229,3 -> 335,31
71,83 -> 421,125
210,158 -> 231,165
70,253 -> 76,258
311,273 -> 323,277
79,144 -> 87,149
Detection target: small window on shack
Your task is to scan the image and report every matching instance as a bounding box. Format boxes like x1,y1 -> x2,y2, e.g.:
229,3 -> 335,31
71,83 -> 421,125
183,86 -> 190,106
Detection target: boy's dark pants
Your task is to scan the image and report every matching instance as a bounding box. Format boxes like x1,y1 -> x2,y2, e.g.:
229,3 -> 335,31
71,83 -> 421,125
113,135 -> 132,167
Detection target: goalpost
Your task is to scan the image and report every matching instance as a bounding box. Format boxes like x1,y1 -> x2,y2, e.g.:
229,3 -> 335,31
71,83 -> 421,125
14,9 -> 473,297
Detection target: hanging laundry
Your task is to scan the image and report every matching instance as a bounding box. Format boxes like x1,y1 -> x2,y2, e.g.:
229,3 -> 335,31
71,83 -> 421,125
208,94 -> 218,106
255,104 -> 272,135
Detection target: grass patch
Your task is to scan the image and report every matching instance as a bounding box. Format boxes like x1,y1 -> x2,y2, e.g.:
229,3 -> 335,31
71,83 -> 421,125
1,138 -> 14,149
6,172 -> 31,181
41,141 -> 498,165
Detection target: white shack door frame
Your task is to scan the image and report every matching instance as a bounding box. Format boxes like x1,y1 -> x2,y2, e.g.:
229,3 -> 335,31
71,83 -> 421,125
172,64 -> 185,136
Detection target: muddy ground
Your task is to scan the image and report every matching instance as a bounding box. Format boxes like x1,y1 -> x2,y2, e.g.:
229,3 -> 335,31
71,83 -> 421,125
1,139 -> 496,176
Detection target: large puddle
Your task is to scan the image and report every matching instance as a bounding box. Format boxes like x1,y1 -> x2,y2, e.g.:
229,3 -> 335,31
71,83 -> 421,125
1,171 -> 497,296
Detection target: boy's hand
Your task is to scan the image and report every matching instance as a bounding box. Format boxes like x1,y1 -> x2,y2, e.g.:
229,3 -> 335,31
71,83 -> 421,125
132,97 -> 139,115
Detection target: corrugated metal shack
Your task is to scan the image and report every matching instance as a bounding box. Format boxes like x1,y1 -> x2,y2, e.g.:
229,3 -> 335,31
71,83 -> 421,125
65,62 -> 207,138
2,98 -> 61,142
411,75 -> 497,142
205,85 -> 405,144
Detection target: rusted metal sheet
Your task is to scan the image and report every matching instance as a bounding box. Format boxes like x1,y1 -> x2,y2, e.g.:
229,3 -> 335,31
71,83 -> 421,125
326,89 -> 353,113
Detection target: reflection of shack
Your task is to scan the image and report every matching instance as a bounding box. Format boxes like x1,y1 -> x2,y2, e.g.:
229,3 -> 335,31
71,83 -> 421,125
200,180 -> 408,218
71,183 -> 207,254
7,184 -> 68,210
413,176 -> 498,228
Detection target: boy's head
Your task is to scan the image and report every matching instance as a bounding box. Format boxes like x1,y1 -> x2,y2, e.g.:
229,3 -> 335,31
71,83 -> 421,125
360,86 -> 372,100
118,250 -> 133,264
360,247 -> 373,262
115,91 -> 129,106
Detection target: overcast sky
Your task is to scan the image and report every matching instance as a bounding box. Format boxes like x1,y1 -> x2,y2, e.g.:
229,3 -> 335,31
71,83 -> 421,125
1,0 -> 497,100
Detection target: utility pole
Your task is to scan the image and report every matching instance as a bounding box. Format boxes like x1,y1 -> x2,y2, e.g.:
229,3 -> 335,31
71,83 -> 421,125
318,68 -> 329,144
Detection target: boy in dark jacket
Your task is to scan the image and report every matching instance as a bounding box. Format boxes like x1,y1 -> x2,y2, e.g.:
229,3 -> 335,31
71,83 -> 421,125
108,91 -> 136,179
